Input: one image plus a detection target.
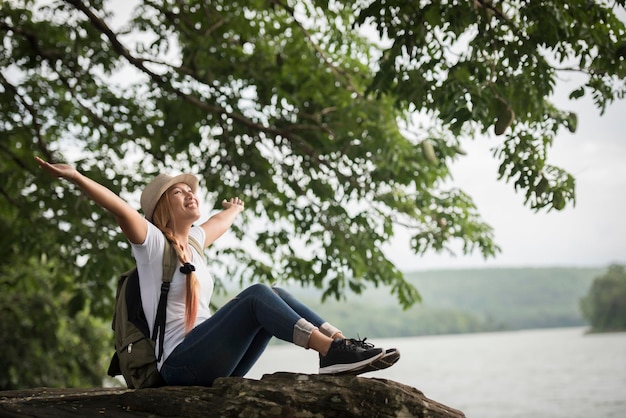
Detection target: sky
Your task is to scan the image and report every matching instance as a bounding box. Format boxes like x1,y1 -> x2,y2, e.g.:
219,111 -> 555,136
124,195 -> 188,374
386,85 -> 626,271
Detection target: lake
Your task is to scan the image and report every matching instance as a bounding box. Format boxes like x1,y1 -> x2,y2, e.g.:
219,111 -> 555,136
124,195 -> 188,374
246,327 -> 626,418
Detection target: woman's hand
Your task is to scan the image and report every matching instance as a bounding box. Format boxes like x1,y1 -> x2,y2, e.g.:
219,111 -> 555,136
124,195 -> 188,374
201,197 -> 245,246
35,157 -> 79,181
221,197 -> 244,212
35,156 -> 148,244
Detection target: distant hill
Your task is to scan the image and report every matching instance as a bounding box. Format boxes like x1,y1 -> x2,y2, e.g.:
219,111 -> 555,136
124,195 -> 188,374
215,267 -> 606,338
404,267 -> 604,330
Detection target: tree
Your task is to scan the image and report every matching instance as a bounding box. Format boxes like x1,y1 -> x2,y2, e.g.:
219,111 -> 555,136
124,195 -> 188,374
0,255 -> 110,389
581,265 -> 626,332
0,0 -> 624,387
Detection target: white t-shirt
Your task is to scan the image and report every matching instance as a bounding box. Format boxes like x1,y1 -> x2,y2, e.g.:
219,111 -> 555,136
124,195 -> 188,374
131,221 -> 214,369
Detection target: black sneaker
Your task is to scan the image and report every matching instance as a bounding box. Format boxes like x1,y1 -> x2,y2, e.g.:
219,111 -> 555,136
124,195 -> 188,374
336,339 -> 400,375
352,348 -> 401,374
319,338 -> 383,375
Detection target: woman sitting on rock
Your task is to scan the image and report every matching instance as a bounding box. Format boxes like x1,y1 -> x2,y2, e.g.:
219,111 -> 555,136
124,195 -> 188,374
36,157 -> 399,386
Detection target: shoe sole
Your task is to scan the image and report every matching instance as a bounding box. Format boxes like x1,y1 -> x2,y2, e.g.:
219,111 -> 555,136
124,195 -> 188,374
335,348 -> 400,375
319,351 -> 384,375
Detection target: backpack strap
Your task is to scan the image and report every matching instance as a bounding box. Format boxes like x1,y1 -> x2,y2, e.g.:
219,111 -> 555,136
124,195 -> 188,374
152,235 -> 204,362
188,236 -> 203,256
152,238 -> 177,361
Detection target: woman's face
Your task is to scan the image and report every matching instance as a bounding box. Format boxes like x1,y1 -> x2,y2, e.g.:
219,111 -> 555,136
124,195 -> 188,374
166,182 -> 200,223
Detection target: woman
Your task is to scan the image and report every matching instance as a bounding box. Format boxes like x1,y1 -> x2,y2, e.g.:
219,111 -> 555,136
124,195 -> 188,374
35,157 -> 399,386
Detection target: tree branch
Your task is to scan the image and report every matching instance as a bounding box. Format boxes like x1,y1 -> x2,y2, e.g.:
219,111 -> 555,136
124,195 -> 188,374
63,0 -> 332,171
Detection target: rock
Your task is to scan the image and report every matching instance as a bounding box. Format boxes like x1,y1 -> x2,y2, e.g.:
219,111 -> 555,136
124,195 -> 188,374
0,372 -> 465,417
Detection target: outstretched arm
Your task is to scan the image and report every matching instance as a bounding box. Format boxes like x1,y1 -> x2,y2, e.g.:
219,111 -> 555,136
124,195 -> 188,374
35,157 -> 147,244
200,197 -> 244,247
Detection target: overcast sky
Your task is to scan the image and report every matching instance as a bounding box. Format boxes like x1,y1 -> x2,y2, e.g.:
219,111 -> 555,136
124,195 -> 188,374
386,82 -> 626,271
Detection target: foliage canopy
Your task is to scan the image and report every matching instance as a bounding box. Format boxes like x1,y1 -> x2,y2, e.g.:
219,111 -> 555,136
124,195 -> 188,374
0,0 -> 624,388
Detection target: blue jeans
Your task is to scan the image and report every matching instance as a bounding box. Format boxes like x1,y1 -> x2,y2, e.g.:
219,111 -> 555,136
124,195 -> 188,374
160,283 -> 329,386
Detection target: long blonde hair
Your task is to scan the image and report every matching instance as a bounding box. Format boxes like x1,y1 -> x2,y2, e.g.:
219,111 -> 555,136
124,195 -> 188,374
152,192 -> 199,334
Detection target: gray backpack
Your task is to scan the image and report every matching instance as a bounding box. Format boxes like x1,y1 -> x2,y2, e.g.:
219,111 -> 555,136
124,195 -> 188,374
107,236 -> 202,388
